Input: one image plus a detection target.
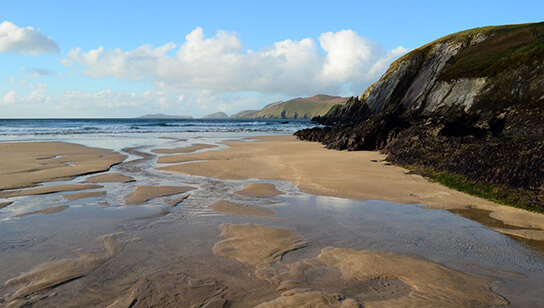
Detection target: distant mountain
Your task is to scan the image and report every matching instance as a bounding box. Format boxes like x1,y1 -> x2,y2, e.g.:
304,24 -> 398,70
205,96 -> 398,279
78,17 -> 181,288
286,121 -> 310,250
230,95 -> 348,119
137,113 -> 193,119
202,112 -> 229,119
230,110 -> 260,118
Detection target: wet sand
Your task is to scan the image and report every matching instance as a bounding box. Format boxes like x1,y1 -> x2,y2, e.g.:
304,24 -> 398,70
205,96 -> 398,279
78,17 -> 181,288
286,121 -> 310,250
4,233 -> 126,303
124,186 -> 195,205
63,191 -> 107,201
214,223 -> 507,307
209,200 -> 277,218
160,135 -> 544,241
1,138 -> 544,307
14,205 -> 69,218
0,184 -> 103,198
83,173 -> 134,183
0,142 -> 126,190
235,183 -> 283,198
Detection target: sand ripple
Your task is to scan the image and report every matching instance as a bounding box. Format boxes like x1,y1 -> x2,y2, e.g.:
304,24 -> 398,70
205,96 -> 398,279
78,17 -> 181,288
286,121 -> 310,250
213,223 -> 305,267
3,233 -> 126,304
0,142 -> 126,190
107,272 -> 228,308
213,223 -> 507,307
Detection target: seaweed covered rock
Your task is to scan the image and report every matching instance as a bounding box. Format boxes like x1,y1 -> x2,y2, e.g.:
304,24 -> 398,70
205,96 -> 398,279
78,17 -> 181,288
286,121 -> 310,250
296,22 -> 544,210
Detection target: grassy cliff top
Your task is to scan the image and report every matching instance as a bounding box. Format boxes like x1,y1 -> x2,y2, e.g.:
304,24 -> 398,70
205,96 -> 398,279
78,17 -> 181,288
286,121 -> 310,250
231,95 -> 348,119
386,22 -> 544,80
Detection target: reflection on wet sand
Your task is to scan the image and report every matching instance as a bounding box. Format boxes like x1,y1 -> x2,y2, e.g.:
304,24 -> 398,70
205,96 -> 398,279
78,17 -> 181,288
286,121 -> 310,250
213,223 -> 507,307
107,272 -> 228,308
2,233 -> 126,307
0,138 -> 543,307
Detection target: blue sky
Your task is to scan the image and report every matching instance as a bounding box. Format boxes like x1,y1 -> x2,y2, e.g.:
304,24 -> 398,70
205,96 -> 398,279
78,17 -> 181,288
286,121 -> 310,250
0,0 -> 542,118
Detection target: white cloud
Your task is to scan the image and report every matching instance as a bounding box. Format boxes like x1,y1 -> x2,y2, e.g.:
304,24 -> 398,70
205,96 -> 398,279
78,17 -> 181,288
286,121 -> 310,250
67,43 -> 176,80
1,91 -> 17,105
15,78 -> 48,89
65,27 -> 406,96
0,86 -> 289,117
0,21 -> 60,55
0,89 -> 47,105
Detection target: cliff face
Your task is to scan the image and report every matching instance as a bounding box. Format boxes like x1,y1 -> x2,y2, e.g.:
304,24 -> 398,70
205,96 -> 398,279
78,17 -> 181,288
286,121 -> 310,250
319,22 -> 544,125
296,22 -> 544,211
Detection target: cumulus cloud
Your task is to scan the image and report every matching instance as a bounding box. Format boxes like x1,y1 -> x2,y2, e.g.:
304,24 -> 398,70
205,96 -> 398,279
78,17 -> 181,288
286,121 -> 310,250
0,90 -> 46,105
65,27 -> 407,96
0,21 -> 60,55
1,91 -> 17,105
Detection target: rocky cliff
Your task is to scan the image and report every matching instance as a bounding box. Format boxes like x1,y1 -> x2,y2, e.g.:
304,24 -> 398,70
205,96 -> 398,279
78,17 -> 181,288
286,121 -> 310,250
296,22 -> 544,211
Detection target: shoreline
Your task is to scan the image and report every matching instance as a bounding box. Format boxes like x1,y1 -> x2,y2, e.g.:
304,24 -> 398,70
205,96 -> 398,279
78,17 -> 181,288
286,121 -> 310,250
1,136 -> 543,306
159,135 -> 544,241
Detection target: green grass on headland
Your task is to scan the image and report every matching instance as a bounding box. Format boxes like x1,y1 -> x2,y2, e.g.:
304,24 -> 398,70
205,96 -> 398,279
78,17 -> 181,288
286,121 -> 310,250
406,166 -> 544,214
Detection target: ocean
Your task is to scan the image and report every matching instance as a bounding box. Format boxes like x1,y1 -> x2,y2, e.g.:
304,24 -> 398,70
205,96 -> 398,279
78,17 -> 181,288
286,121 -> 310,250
0,118 -> 314,137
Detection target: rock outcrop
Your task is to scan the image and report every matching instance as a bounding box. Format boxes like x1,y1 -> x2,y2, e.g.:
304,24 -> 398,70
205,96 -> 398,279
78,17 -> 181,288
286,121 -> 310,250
296,22 -> 544,211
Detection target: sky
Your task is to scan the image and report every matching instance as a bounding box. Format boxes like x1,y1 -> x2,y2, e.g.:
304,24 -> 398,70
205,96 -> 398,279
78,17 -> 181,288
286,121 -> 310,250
0,0 -> 542,118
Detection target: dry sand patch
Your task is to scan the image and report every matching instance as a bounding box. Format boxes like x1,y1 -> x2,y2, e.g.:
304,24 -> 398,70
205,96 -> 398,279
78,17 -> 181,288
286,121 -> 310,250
0,184 -> 103,198
209,200 -> 276,218
235,183 -> 283,198
14,205 -> 69,218
124,186 -> 195,205
83,172 -> 134,183
62,191 -> 106,201
0,142 -> 126,190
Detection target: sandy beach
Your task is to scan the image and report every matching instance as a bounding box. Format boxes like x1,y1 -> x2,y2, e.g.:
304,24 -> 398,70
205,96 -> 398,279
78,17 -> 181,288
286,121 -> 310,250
160,135 -> 544,240
1,136 -> 543,307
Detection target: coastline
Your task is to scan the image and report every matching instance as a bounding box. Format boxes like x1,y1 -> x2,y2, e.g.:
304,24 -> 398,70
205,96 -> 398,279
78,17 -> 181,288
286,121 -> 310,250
1,135 -> 543,306
159,135 -> 544,240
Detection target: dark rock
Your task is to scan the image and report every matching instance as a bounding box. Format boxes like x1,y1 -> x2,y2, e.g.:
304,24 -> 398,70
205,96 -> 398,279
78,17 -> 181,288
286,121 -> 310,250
295,22 -> 544,210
